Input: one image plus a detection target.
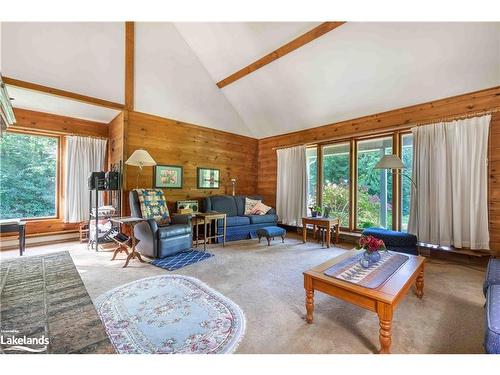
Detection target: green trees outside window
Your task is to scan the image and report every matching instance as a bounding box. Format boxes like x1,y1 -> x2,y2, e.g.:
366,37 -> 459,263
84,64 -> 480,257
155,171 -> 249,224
308,133 -> 413,231
356,137 -> 393,229
0,132 -> 58,219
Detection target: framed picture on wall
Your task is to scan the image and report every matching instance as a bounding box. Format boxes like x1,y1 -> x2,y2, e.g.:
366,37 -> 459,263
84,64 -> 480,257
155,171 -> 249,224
153,165 -> 183,189
197,167 -> 220,189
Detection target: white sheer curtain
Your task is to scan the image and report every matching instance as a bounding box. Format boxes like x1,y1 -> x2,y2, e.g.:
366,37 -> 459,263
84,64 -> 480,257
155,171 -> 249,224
276,145 -> 307,226
408,115 -> 490,249
64,136 -> 107,223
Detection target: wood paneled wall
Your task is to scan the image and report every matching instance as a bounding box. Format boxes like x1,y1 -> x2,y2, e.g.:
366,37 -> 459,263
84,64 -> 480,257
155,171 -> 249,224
108,112 -> 125,167
6,108 -> 109,236
257,86 -> 500,251
123,111 -> 258,213
12,108 -> 109,138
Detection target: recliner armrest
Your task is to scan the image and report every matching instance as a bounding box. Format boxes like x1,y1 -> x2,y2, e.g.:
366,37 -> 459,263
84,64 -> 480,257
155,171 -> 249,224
171,214 -> 192,226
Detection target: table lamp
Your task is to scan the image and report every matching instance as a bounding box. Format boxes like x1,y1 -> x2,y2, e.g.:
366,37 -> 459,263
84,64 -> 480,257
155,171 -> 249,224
125,149 -> 157,188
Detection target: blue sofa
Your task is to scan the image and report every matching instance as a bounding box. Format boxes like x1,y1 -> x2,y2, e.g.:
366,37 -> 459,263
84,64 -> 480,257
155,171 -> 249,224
484,258 -> 500,354
203,195 -> 278,241
362,227 -> 418,255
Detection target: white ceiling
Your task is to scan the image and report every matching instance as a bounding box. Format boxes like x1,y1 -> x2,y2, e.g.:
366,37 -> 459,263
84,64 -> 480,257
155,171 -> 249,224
1,22 -> 125,104
134,22 -> 252,136
7,85 -> 121,123
177,22 -> 500,138
1,22 -> 500,138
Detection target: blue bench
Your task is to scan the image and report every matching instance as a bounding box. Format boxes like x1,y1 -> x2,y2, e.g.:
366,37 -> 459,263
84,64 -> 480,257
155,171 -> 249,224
485,259 -> 500,354
256,226 -> 286,246
362,227 -> 418,255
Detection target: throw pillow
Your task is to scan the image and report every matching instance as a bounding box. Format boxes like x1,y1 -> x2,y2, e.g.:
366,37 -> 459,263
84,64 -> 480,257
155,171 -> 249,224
251,202 -> 272,215
244,197 -> 261,215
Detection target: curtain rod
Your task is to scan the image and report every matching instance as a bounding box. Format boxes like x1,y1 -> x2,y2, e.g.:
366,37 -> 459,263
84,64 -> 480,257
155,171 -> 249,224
271,109 -> 499,151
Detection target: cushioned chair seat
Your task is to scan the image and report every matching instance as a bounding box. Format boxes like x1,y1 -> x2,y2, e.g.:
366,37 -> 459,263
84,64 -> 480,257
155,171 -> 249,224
485,284 -> 500,354
362,227 -> 417,247
157,224 -> 191,239
245,214 -> 279,225
226,216 -> 251,227
484,259 -> 500,296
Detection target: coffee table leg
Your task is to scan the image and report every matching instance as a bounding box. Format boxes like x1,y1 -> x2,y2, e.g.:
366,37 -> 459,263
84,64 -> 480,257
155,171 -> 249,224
416,265 -> 425,299
377,302 -> 393,354
304,276 -> 314,323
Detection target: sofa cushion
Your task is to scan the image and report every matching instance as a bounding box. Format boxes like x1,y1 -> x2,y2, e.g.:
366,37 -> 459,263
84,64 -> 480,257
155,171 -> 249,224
484,259 -> 500,296
362,227 -> 417,247
244,197 -> 261,215
225,216 -> 251,227
209,196 -> 237,216
157,224 -> 191,239
245,214 -> 279,225
234,195 -> 264,216
485,284 -> 500,354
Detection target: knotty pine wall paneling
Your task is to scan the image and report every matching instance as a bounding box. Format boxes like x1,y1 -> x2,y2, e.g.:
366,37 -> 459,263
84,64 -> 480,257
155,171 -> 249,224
256,86 -> 500,252
123,111 -> 258,213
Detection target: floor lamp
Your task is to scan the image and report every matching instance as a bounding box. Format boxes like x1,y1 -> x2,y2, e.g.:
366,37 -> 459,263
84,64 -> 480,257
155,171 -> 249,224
125,149 -> 157,189
374,154 -> 417,233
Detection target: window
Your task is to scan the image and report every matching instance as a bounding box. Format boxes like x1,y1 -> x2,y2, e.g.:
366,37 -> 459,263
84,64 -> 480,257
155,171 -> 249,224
306,147 -> 318,215
0,132 -> 58,219
322,143 -> 350,227
356,137 -> 393,229
401,133 -> 414,231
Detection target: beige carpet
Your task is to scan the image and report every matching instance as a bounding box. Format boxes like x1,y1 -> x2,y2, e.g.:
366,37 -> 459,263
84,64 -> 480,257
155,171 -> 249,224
65,234 -> 486,354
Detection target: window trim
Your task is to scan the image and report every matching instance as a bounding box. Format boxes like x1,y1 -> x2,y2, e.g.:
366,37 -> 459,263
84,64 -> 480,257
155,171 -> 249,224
310,129 -> 412,233
2,129 -> 62,221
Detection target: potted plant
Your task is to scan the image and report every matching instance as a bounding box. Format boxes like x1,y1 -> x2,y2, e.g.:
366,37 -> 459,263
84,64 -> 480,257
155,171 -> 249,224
356,235 -> 387,268
309,205 -> 322,217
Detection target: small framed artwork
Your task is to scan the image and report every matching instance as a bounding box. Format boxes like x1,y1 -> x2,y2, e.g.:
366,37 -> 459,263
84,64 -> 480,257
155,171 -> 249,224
153,165 -> 183,189
197,167 -> 220,189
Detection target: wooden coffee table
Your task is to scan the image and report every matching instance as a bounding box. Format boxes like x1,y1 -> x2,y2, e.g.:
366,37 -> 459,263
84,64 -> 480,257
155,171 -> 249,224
303,250 -> 425,354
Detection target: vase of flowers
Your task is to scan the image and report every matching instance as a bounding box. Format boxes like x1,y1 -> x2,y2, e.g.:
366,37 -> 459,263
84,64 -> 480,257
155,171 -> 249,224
356,235 -> 386,268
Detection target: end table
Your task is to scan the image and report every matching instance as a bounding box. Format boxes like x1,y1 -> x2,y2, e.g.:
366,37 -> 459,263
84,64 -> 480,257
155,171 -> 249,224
109,217 -> 146,268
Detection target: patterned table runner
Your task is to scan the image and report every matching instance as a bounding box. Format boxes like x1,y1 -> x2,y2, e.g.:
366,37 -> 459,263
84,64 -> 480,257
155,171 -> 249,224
324,251 -> 409,289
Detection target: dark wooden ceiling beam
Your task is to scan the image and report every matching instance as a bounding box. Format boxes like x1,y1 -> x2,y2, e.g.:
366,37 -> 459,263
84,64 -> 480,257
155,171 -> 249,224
216,21 -> 346,89
3,76 -> 125,110
125,21 -> 135,111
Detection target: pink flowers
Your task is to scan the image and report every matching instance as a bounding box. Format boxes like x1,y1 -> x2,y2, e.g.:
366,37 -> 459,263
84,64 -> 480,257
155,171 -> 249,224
358,235 -> 386,253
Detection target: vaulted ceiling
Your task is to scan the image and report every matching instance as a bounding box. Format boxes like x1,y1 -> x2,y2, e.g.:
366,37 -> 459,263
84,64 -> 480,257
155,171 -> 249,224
1,22 -> 499,137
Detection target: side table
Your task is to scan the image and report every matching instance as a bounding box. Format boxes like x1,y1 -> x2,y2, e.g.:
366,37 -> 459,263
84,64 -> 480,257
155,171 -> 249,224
302,217 -> 340,248
109,217 -> 146,268
194,212 -> 226,251
0,220 -> 26,256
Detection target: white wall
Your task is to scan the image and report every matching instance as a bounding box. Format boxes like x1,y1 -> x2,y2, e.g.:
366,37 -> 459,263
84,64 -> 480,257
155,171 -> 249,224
1,22 -> 125,103
134,22 -> 252,136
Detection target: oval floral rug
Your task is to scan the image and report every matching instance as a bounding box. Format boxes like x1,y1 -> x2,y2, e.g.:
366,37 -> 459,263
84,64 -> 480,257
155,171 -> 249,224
94,275 -> 246,354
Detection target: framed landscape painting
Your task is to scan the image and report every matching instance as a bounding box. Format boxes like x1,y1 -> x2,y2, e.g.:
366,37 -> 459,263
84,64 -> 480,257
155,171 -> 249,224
197,167 -> 220,189
154,165 -> 183,189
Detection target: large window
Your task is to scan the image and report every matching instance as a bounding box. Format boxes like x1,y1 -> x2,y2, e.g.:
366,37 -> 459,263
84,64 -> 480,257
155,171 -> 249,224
0,132 -> 58,219
322,143 -> 350,227
306,147 -> 318,216
356,137 -> 393,229
401,133 -> 414,231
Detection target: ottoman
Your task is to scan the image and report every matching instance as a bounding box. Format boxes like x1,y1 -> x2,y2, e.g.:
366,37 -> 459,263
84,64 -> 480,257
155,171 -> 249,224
362,227 -> 418,255
484,259 -> 500,296
256,226 -> 286,246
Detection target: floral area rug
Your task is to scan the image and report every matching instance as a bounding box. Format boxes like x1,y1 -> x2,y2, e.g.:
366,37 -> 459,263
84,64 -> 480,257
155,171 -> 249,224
94,275 -> 245,354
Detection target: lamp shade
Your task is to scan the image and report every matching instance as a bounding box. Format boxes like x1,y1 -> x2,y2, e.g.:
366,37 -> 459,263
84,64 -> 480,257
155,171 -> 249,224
374,154 -> 404,170
125,149 -> 156,167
